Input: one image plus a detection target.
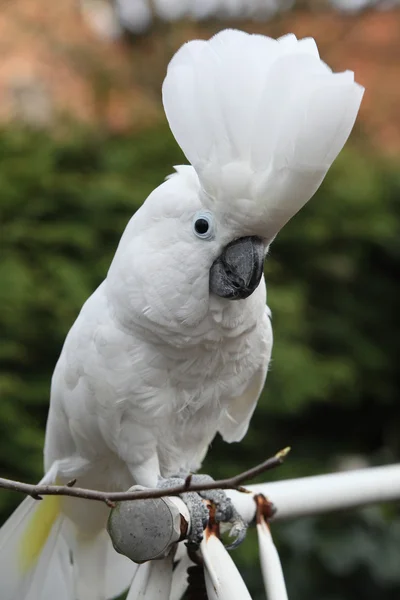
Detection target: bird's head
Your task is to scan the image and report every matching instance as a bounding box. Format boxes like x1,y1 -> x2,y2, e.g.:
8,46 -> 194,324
107,30 -> 363,331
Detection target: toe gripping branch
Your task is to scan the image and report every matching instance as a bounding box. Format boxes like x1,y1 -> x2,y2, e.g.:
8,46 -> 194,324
107,478 -> 253,564
180,474 -> 248,552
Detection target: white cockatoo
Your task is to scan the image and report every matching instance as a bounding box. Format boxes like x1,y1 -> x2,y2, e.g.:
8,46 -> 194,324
0,29 -> 363,600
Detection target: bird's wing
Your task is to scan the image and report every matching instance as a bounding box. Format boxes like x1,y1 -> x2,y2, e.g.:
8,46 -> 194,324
218,308 -> 272,443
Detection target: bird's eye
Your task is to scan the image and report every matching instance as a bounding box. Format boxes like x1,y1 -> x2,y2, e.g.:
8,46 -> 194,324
192,212 -> 214,240
195,218 -> 209,235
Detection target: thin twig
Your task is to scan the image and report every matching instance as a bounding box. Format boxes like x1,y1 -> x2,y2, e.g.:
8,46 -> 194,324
0,448 -> 289,507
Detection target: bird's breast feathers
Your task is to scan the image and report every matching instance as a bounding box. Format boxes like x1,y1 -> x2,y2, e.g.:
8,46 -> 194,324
48,282 -> 271,478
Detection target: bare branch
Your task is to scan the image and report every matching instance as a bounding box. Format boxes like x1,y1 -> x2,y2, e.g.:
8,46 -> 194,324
0,448 -> 289,506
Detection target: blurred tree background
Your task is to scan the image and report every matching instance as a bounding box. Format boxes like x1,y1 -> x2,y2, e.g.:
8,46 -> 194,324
1,1 -> 400,599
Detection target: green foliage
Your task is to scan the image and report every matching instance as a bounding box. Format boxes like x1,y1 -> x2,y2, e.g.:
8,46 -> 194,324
0,126 -> 185,490
0,126 -> 399,599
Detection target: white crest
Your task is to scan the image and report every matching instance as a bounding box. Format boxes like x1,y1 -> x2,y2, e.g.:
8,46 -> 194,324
163,30 -> 364,240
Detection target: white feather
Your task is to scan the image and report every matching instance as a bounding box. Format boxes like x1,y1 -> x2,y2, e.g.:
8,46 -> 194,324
162,29 -> 364,241
105,533 -> 138,599
73,529 -> 137,600
126,554 -> 174,599
41,536 -> 74,600
0,463 -> 68,600
169,550 -> 193,600
0,461 -> 136,600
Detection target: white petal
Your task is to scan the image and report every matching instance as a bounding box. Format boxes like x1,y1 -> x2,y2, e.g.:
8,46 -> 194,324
200,534 -> 252,600
257,520 -> 288,600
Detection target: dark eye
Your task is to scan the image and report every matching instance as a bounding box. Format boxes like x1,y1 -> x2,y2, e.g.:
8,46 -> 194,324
194,218 -> 209,235
192,211 -> 214,240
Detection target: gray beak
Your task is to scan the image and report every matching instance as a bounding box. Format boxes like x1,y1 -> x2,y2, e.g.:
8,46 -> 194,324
209,236 -> 265,300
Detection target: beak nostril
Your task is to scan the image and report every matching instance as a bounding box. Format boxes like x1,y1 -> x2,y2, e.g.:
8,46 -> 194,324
224,268 -> 244,290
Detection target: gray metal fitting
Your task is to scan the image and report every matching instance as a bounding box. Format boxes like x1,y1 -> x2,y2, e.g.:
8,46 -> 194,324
107,486 -> 189,563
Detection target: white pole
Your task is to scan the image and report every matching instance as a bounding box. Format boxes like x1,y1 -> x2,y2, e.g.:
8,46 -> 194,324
227,463 -> 400,523
106,464 -> 400,600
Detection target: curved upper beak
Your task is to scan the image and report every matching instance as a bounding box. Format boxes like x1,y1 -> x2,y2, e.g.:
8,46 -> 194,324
209,236 -> 265,300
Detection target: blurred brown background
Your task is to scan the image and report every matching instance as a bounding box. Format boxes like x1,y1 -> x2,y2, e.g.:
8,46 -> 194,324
0,1 -> 399,151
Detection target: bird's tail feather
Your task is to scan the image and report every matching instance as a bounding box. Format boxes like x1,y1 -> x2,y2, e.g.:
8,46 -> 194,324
74,529 -> 137,600
126,554 -> 174,599
0,463 -> 72,600
0,464 -> 137,600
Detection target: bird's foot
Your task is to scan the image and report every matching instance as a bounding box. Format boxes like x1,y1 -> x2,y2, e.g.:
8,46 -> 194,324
190,473 -> 247,550
157,476 -> 209,551
157,474 -> 247,551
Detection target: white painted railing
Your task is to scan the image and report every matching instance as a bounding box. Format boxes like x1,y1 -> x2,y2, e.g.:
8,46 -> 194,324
109,463 -> 400,599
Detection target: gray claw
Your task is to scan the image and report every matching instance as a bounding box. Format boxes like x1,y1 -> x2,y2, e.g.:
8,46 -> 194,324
190,474 -> 248,549
225,520 -> 248,550
158,474 -> 248,550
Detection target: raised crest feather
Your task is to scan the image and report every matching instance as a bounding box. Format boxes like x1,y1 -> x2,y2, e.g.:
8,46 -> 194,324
162,29 -> 364,240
